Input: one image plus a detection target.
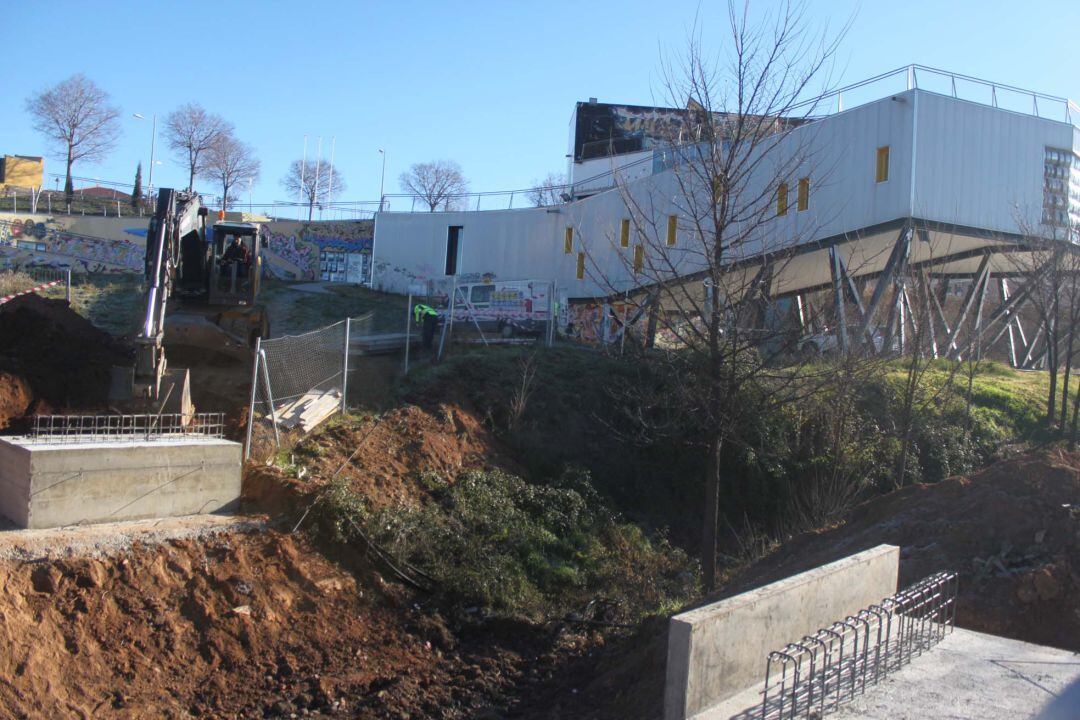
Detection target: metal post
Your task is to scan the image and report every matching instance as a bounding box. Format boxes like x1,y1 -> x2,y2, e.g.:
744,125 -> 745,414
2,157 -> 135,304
340,316 -> 350,413
548,281 -> 556,347
446,275 -> 458,350
65,267 -> 72,303
259,348 -> 280,447
243,338 -> 261,460
830,247 -> 849,353
298,135 -> 308,221
403,292 -> 412,374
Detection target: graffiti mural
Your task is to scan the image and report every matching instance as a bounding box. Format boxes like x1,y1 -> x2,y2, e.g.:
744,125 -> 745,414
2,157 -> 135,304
0,214 -> 376,283
258,220 -> 374,283
0,216 -> 145,273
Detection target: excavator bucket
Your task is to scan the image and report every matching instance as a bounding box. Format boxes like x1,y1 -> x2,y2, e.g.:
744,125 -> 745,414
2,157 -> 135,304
158,367 -> 194,421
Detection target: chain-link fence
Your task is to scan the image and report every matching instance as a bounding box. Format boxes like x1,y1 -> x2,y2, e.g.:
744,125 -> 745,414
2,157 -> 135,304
245,312 -> 376,458
409,279 -> 556,368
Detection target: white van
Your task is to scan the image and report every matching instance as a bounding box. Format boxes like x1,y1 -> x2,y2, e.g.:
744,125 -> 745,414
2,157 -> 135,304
451,280 -> 552,337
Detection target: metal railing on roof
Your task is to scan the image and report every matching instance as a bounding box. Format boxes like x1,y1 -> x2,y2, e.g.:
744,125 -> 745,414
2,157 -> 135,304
799,64 -> 1079,126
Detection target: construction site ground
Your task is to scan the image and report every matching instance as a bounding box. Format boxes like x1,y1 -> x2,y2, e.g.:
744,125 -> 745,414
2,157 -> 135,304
0,277 -> 1077,718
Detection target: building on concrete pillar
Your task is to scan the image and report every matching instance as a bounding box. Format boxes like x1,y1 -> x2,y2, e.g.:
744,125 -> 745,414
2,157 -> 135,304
371,65 -> 1080,363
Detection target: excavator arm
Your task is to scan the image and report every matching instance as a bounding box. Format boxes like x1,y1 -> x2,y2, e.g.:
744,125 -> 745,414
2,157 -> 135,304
134,189 -> 207,412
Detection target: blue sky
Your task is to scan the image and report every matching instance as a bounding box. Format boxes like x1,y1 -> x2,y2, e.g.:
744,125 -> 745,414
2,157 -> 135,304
5,0 -> 1078,212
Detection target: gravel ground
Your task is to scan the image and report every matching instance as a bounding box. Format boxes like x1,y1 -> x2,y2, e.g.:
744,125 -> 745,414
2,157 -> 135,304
0,513 -> 265,561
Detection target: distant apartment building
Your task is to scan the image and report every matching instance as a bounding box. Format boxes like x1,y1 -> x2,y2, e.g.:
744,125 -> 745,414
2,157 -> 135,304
0,155 -> 44,190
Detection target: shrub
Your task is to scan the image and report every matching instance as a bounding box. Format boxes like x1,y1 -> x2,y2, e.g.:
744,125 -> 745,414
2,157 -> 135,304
363,467 -> 697,621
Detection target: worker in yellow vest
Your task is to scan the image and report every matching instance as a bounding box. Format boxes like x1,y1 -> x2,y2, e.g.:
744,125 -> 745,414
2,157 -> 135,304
414,303 -> 440,350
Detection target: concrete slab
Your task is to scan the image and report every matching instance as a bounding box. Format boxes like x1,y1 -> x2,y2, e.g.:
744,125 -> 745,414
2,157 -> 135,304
665,545 -> 900,720
0,436 -> 241,529
707,629 -> 1080,720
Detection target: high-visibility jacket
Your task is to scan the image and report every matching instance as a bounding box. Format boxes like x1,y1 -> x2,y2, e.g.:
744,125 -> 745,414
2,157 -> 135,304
414,304 -> 438,324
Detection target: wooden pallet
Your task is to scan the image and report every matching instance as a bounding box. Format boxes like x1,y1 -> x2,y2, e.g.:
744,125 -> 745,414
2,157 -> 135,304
270,389 -> 342,433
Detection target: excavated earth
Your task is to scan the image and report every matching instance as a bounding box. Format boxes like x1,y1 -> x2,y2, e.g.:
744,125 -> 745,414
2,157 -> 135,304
0,294 -> 131,428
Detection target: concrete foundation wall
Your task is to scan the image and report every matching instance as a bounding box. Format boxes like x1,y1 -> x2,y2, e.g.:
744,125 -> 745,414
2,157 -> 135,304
0,437 -> 241,529
664,544 -> 900,720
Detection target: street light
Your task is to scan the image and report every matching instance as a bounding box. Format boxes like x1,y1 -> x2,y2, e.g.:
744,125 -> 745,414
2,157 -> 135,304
132,113 -> 157,199
378,149 -> 387,212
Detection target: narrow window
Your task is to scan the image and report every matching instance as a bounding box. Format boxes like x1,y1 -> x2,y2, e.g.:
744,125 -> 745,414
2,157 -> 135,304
667,215 -> 678,246
445,226 -> 462,276
797,178 -> 809,211
620,218 -> 630,248
876,146 -> 890,183
564,226 -> 574,254
777,182 -> 788,216
576,252 -> 585,279
633,244 -> 644,273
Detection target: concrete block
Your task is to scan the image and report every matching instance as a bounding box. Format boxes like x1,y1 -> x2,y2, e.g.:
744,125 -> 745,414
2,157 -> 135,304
0,437 -> 241,529
664,544 -> 900,720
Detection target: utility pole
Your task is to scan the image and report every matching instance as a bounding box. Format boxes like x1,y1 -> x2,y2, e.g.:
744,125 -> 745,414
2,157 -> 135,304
133,113 -> 157,197
325,136 -> 336,221
312,136 -> 322,223
298,135 -> 308,221
378,149 -> 387,212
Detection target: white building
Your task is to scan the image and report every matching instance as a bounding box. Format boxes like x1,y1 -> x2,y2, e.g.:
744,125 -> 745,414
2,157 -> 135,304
372,66 -> 1080,319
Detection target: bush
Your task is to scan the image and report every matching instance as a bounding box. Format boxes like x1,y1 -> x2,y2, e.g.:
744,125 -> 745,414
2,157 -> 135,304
363,467 -> 697,621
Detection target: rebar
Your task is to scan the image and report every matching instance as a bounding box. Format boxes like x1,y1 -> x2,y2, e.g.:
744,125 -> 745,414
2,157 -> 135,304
27,413 -> 225,443
759,571 -> 957,720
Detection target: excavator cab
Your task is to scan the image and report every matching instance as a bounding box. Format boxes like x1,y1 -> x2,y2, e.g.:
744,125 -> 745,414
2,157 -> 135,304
208,221 -> 262,306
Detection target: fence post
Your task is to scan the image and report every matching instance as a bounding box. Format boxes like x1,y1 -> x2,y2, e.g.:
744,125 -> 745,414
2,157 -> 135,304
259,348 -> 280,448
341,317 -> 351,413
243,337 -> 262,460
65,267 -> 72,303
403,292 -> 412,374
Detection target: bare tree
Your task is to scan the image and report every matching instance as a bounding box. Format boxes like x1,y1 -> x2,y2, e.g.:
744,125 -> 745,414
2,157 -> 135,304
25,74 -> 121,201
198,133 -> 260,210
527,172 -> 568,207
280,159 -> 347,222
399,160 -> 469,211
164,103 -> 232,191
579,3 -> 848,593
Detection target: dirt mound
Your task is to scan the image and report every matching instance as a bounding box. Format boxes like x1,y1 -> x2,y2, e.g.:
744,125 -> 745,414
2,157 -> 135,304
282,403 -> 517,510
0,371 -> 32,430
0,294 -> 131,427
719,448 -> 1080,650
0,529 -> 545,719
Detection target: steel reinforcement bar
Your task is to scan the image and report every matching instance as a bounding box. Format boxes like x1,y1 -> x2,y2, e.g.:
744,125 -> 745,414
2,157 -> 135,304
759,571 -> 958,720
28,413 -> 226,443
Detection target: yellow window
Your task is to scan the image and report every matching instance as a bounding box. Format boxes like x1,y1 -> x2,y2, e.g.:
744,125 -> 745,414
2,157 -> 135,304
633,244 -> 644,273
620,218 -> 630,248
667,215 -> 678,246
576,251 -> 585,279
797,178 -> 809,211
564,226 -> 573,254
876,146 -> 890,183
777,183 -> 788,216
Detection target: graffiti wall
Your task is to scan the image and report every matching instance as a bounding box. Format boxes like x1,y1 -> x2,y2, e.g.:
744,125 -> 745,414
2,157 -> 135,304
0,213 -> 376,284
258,220 -> 374,283
0,214 -> 146,273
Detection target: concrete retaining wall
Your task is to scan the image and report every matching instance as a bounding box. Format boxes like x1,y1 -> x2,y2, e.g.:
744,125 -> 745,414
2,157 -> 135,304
0,437 -> 241,528
664,544 -> 900,720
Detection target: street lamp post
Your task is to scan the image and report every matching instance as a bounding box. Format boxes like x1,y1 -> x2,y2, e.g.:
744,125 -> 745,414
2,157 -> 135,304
378,149 -> 387,212
133,113 -> 157,199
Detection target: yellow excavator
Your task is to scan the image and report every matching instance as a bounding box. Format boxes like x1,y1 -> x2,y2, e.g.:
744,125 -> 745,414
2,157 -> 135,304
124,188 -> 269,415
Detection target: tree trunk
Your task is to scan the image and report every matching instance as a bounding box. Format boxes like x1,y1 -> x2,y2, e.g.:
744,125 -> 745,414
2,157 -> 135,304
64,147 -> 74,202
1060,326 -> 1075,431
1047,326 -> 1058,429
307,197 -> 315,222
701,431 -> 723,594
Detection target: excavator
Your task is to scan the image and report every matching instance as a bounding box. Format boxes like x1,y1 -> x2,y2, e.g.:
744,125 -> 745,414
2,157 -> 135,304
122,188 -> 269,416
